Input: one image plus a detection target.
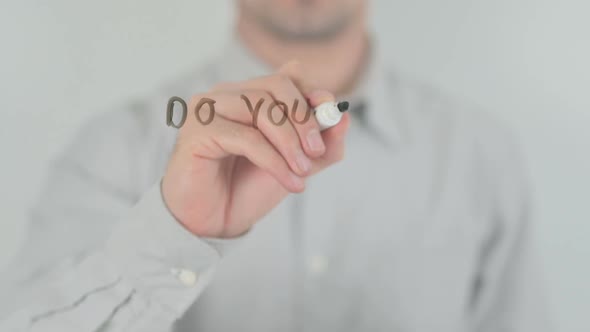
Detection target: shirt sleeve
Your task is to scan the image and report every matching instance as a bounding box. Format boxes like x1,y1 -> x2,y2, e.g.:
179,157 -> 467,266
0,180 -> 245,332
469,130 -> 553,332
0,104 -> 246,331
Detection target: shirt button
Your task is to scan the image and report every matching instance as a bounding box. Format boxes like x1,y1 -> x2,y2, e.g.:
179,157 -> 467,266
307,254 -> 328,276
171,268 -> 198,287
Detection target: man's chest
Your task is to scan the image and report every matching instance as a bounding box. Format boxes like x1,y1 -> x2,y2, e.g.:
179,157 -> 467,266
180,126 -> 489,331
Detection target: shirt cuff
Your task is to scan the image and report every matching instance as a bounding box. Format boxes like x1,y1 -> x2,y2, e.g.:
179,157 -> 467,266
103,179 -> 247,314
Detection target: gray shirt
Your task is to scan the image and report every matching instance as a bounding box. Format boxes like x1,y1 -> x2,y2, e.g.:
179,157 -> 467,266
0,37 -> 550,331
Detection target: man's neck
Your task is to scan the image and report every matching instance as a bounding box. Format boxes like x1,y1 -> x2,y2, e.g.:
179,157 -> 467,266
236,13 -> 369,97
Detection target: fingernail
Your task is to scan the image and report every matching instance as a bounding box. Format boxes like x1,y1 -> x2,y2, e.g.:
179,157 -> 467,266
307,89 -> 334,104
307,129 -> 325,153
295,150 -> 312,173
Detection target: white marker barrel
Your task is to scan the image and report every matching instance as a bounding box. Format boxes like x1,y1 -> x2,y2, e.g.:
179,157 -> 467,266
314,101 -> 349,131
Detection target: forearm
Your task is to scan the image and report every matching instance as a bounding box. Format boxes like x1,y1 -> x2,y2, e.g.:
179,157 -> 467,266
0,182 -> 243,332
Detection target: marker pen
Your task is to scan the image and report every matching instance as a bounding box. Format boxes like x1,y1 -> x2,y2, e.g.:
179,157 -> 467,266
314,101 -> 349,131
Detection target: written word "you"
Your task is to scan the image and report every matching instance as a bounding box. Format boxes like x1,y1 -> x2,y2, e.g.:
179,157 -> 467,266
166,95 -> 314,129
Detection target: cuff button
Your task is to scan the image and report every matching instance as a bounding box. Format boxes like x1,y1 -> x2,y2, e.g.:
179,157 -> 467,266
171,268 -> 198,287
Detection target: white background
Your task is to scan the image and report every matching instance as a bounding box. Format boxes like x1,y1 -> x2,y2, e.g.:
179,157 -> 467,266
0,0 -> 588,330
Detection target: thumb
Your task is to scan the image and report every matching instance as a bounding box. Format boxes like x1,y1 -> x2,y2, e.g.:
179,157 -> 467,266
277,60 -> 317,94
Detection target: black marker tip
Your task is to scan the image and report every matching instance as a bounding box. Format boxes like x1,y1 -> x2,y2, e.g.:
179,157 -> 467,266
337,101 -> 350,112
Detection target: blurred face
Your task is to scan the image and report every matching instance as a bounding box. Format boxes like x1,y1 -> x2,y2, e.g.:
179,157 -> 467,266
239,0 -> 365,41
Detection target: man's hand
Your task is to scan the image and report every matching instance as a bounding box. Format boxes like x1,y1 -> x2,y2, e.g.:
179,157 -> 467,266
162,64 -> 350,238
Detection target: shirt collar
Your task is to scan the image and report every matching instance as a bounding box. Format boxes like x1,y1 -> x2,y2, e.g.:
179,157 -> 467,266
215,35 -> 402,147
342,40 -> 402,146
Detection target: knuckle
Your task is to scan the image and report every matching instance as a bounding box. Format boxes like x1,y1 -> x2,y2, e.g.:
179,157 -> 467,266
241,89 -> 266,101
291,108 -> 316,127
269,151 -> 288,171
266,152 -> 282,169
289,142 -> 304,156
253,89 -> 269,100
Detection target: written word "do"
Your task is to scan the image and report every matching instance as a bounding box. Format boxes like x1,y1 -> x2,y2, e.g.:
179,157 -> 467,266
166,95 -> 314,129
